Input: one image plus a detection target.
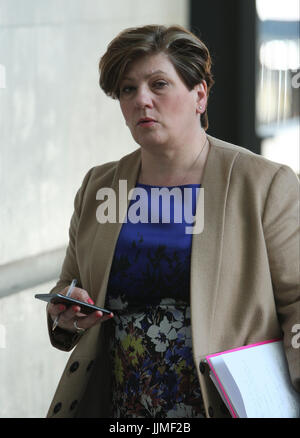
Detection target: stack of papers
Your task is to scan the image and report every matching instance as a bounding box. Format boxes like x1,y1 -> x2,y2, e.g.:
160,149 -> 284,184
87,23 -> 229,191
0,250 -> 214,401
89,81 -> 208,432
206,339 -> 300,418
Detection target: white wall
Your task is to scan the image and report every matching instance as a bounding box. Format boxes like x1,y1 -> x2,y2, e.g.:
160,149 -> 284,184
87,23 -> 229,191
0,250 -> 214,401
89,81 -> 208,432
0,0 -> 188,266
0,0 -> 188,418
0,280 -> 69,418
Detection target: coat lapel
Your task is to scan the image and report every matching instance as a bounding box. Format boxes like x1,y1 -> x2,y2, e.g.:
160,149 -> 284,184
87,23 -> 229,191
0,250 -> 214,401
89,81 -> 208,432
190,135 -> 239,359
89,149 -> 142,308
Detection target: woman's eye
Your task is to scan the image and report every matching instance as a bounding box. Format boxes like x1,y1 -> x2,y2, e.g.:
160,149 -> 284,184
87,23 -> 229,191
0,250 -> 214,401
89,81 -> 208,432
121,86 -> 135,94
153,81 -> 167,89
120,81 -> 167,96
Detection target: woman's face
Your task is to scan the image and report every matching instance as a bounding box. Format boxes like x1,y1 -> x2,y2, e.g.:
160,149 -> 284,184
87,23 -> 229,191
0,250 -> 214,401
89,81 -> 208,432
119,52 -> 206,151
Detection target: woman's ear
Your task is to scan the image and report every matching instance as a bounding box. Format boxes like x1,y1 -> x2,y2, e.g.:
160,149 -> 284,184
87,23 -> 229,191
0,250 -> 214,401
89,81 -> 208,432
195,80 -> 208,114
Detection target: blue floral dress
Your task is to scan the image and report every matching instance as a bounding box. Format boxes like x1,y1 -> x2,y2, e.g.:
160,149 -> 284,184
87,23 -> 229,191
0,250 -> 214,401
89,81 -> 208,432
105,183 -> 205,418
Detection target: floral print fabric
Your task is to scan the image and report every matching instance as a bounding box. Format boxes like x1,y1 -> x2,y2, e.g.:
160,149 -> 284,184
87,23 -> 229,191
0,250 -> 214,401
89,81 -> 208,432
107,299 -> 205,418
105,183 -> 205,418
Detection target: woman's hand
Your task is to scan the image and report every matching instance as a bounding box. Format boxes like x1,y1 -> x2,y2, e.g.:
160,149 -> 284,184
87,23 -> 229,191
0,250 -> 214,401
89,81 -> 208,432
47,286 -> 113,334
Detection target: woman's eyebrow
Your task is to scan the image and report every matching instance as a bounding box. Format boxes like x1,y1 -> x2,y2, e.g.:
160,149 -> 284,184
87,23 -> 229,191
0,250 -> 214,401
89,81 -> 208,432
122,69 -> 167,81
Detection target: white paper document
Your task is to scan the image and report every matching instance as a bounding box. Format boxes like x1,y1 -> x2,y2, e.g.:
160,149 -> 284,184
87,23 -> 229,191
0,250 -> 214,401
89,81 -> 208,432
206,340 -> 300,418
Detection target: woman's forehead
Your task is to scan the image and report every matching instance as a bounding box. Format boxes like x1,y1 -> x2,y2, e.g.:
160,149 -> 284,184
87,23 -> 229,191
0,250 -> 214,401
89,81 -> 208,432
121,53 -> 175,81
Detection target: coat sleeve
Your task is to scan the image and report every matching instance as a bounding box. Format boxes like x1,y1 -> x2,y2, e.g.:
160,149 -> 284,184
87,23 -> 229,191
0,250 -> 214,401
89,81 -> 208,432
46,167 -> 95,352
262,164 -> 300,392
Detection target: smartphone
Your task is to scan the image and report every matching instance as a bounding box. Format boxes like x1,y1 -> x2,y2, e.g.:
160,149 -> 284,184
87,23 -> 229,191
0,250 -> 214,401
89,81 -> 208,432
35,293 -> 112,316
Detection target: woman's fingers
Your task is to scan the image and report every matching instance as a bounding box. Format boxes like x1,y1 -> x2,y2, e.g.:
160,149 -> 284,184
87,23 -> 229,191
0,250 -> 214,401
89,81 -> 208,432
47,286 -> 92,319
47,303 -> 66,316
67,287 -> 91,303
47,285 -> 113,332
59,305 -> 81,323
57,286 -> 91,303
74,311 -> 114,330
74,311 -> 103,329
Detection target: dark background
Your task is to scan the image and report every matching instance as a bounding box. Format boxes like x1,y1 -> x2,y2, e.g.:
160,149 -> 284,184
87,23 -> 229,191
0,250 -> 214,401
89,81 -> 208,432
190,0 -> 261,153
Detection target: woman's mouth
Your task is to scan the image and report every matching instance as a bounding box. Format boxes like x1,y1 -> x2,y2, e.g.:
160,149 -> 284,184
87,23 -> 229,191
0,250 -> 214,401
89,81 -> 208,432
137,118 -> 157,127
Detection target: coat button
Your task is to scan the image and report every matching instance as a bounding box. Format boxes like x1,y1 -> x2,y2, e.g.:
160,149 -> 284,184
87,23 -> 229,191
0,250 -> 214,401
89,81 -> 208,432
86,360 -> 94,372
53,402 -> 62,414
199,362 -> 205,374
70,361 -> 79,373
208,406 -> 214,417
70,400 -> 78,411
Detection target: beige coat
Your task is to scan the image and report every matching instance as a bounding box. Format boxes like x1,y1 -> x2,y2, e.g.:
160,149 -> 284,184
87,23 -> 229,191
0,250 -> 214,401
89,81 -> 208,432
46,135 -> 300,418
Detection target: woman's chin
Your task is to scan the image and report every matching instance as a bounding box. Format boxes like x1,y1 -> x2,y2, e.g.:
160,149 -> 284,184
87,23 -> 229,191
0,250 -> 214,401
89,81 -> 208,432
134,133 -> 169,149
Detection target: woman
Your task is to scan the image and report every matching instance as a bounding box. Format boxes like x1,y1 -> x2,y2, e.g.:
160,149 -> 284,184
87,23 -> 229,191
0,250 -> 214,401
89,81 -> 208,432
46,25 -> 299,418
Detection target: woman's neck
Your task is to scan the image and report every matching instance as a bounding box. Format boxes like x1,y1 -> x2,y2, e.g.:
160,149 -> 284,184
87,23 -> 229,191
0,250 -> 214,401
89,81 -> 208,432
138,131 -> 210,187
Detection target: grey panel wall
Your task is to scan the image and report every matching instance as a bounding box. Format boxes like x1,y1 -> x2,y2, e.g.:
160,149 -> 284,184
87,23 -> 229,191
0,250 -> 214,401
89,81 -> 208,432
0,0 -> 188,267
0,0 -> 188,418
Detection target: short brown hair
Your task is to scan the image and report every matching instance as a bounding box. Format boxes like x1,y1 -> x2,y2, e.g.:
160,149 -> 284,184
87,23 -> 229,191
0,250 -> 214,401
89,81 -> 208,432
99,24 -> 214,130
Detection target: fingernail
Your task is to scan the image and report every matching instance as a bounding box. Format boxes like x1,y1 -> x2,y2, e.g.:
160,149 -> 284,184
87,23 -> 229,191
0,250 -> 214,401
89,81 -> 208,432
87,298 -> 94,304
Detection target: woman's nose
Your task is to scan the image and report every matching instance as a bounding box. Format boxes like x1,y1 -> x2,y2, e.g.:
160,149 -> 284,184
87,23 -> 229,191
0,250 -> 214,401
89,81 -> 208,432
134,86 -> 153,109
